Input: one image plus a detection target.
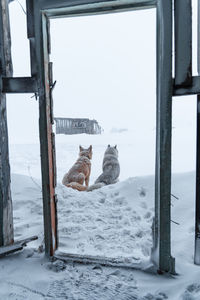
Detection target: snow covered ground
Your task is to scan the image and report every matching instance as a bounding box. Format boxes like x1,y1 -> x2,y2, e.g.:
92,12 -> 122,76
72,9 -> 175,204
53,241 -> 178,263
1,130 -> 200,299
3,1 -> 200,297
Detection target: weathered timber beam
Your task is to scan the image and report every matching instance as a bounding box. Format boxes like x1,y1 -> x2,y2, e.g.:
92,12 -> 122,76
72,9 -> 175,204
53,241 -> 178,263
41,0 -> 156,11
38,14 -> 58,257
0,0 -> 13,77
174,0 -> 192,87
4,75 -> 199,97
0,0 -> 13,247
194,0 -> 200,265
26,0 -> 38,76
198,0 -> 200,75
151,0 -> 175,274
54,252 -> 142,270
195,95 -> 200,265
0,235 -> 38,258
42,0 -> 156,18
26,0 -> 35,38
2,77 -> 38,93
173,76 -> 200,97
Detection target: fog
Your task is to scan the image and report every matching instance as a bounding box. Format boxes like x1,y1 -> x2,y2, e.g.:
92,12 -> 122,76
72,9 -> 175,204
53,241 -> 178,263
5,0 -> 197,174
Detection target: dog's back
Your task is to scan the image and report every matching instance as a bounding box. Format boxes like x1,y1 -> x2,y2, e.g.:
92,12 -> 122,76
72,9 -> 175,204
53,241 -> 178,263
62,145 -> 92,191
95,145 -> 120,185
87,145 -> 120,191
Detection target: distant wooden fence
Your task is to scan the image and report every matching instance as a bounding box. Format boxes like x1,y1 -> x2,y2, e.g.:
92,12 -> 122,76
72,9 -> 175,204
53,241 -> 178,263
54,118 -> 103,135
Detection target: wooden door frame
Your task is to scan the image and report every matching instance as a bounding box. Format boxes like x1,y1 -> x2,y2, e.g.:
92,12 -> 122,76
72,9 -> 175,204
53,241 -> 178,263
25,0 -> 176,273
1,0 -> 198,274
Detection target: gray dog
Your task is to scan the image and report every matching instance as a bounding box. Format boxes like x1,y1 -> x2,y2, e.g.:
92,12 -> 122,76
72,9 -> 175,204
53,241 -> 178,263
87,145 -> 120,191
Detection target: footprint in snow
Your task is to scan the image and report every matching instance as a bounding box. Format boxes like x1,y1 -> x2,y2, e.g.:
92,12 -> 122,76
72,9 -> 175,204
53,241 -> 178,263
114,197 -> 126,206
99,198 -> 106,204
142,292 -> 168,299
144,211 -> 152,220
140,201 -> 148,209
181,283 -> 200,300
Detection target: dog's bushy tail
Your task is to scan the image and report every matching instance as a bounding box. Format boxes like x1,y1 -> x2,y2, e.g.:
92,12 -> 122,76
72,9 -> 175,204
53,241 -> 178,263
66,182 -> 87,191
87,182 -> 105,192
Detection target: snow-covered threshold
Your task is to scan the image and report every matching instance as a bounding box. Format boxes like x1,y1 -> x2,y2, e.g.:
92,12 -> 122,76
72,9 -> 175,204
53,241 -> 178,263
0,131 -> 200,300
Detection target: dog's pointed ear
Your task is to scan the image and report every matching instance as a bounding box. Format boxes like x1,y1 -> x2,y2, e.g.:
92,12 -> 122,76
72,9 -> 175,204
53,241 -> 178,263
89,145 -> 92,151
108,144 -> 110,147
114,145 -> 117,149
79,145 -> 83,151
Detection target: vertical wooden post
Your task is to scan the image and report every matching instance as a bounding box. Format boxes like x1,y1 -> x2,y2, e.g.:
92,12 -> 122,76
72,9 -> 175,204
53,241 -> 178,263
195,95 -> 200,264
174,0 -> 192,87
27,5 -> 58,257
0,0 -> 13,246
195,0 -> 200,265
40,13 -> 57,257
151,0 -> 175,273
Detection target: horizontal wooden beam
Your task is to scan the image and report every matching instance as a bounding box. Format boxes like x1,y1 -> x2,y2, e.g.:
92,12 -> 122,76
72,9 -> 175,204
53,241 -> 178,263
173,76 -> 200,97
2,77 -> 38,93
42,0 -> 156,18
0,235 -> 38,258
41,0 -> 156,10
54,251 -> 142,270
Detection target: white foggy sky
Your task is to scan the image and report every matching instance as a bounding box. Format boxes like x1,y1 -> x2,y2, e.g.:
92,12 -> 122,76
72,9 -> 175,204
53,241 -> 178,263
50,9 -> 156,132
6,0 -> 197,156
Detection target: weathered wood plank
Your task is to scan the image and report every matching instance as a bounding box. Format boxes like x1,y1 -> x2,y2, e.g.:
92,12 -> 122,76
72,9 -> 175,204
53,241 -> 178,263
26,0 -> 35,38
195,95 -> 200,265
151,0 -> 175,274
174,0 -> 192,87
0,0 -> 13,247
194,0 -> 200,265
39,0 -> 156,13
2,77 -> 38,93
26,0 -> 38,76
198,0 -> 200,75
0,236 -> 38,258
44,0 -> 156,18
173,76 -> 200,97
36,13 -> 58,257
5,74 -> 200,97
0,0 -> 12,76
54,252 -> 142,270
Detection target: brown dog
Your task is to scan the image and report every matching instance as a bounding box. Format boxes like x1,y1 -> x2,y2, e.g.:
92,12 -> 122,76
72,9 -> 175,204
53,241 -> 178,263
62,145 -> 92,191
